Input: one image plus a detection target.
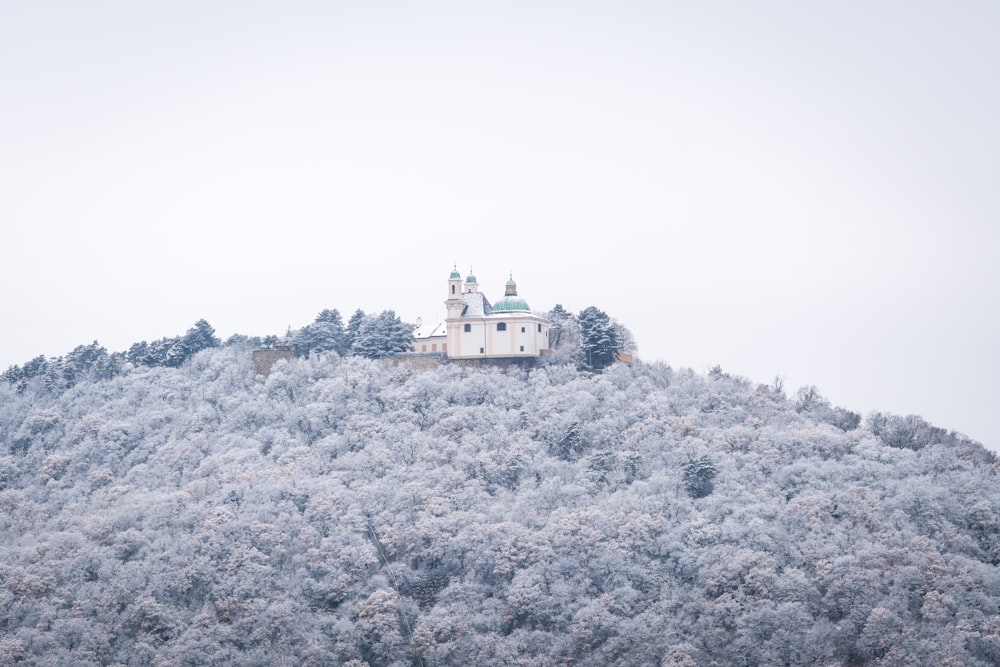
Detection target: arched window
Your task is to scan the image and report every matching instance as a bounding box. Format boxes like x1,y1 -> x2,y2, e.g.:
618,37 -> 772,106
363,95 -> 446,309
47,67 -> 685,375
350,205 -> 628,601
497,323 -> 507,331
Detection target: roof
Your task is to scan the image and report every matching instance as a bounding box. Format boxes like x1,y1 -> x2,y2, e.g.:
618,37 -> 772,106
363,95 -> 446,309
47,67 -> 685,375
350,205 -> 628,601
413,321 -> 447,339
492,295 -> 531,312
460,291 -> 492,317
494,275 -> 530,312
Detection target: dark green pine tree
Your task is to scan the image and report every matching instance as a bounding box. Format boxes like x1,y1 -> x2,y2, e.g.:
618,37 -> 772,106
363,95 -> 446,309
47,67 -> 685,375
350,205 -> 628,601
682,456 -> 718,498
180,319 -> 220,359
351,310 -> 413,359
62,341 -> 109,386
577,306 -> 620,369
344,309 -> 366,356
549,303 -> 574,323
297,309 -> 347,357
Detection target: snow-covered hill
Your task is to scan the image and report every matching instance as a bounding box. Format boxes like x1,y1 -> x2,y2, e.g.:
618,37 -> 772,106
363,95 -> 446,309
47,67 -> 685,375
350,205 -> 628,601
0,346 -> 996,665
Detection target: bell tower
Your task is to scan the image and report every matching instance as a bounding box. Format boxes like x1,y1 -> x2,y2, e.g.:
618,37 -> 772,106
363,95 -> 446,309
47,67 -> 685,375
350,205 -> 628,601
445,264 -> 463,319
464,268 -> 479,293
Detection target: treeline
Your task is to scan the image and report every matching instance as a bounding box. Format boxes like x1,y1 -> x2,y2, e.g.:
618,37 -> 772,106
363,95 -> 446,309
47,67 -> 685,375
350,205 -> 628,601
2,302 -> 635,396
0,345 -> 996,666
1,319 -> 221,395
293,309 -> 413,360
0,306 -> 413,396
291,304 -> 635,368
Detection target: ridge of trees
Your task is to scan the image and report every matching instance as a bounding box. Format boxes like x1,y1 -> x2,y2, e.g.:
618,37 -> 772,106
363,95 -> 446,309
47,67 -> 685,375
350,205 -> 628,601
2,302 -> 637,396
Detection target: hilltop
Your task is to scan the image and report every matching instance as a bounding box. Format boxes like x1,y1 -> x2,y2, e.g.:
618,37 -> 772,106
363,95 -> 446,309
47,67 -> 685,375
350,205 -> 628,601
0,343 -> 997,666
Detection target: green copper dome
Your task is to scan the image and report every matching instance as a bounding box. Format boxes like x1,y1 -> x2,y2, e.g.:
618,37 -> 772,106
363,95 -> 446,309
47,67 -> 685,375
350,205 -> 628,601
494,274 -> 529,311
450,269 -> 461,279
492,296 -> 531,312
465,273 -> 478,284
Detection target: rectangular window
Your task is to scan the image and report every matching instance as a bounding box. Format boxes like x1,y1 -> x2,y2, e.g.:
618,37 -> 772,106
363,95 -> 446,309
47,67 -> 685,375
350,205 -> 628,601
537,324 -> 542,332
431,344 -> 437,351
480,347 -> 485,354
520,345 -> 524,352
521,327 -> 526,333
497,323 -> 507,331
421,344 -> 426,352
464,323 -> 471,332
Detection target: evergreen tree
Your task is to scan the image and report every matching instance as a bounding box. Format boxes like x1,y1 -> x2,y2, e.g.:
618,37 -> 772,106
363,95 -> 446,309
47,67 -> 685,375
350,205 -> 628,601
351,310 -> 413,358
549,303 -> 573,323
181,319 -> 220,357
127,341 -> 151,366
224,333 -> 266,349
151,319 -> 221,368
344,309 -> 366,355
577,306 -> 620,369
2,364 -> 24,386
682,456 -> 718,498
161,337 -> 188,367
296,309 -> 347,357
62,341 -> 109,386
22,355 -> 48,379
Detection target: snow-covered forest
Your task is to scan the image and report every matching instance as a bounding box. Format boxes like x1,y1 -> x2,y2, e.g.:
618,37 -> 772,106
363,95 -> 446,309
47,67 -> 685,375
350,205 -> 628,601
1,336 -> 998,665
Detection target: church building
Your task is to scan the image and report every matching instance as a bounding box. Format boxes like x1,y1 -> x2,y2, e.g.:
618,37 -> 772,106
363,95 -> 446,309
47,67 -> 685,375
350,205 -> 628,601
413,267 -> 550,360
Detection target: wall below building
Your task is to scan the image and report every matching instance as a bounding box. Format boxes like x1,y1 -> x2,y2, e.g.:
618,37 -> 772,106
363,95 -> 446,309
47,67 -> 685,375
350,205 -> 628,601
252,349 -> 297,376
386,353 -> 447,371
387,353 -> 538,371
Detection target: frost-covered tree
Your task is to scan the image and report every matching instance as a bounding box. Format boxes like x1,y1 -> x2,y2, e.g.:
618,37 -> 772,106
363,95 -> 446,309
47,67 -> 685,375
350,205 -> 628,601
0,343 -> 996,666
61,341 -> 110,386
612,318 -> 637,356
865,411 -> 942,450
544,304 -> 582,365
578,306 -> 620,369
180,319 -> 220,357
124,321 -> 218,369
350,310 -> 413,358
296,309 -> 347,357
682,455 -> 717,498
344,308 -> 366,355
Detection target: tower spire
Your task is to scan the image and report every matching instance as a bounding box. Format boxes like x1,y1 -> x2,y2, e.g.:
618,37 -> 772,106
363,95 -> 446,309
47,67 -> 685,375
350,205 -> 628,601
505,273 -> 518,296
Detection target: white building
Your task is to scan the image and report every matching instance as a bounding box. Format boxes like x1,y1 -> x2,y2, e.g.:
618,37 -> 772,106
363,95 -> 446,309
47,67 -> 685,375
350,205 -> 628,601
413,267 -> 550,360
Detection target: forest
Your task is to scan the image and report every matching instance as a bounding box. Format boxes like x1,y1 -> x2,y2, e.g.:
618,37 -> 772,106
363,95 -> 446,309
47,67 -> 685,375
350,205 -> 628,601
0,321 -> 998,666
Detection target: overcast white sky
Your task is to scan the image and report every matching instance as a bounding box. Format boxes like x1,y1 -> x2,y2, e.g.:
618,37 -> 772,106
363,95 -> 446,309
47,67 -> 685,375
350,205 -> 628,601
2,2 -> 998,451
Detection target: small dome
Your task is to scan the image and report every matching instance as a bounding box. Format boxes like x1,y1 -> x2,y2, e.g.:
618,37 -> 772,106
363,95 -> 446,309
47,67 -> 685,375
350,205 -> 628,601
495,273 -> 528,310
492,296 -> 531,312
504,275 -> 518,297
450,269 -> 461,279
465,273 -> 478,284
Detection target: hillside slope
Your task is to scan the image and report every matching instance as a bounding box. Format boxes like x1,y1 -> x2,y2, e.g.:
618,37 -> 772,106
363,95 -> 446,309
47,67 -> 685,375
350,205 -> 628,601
0,347 -> 997,666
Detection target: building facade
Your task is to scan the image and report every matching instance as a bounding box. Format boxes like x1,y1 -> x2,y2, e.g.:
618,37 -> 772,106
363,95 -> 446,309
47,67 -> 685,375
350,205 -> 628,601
414,267 -> 550,360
